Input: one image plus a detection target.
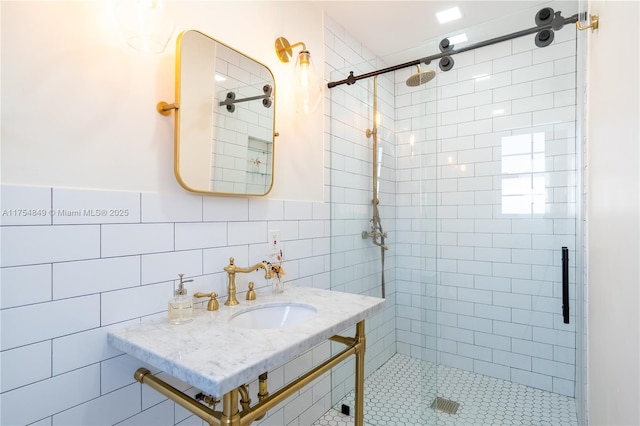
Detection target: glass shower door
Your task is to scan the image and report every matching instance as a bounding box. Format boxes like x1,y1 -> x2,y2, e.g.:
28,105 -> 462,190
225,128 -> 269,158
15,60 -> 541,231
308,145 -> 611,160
422,2 -> 581,423
325,2 -> 582,424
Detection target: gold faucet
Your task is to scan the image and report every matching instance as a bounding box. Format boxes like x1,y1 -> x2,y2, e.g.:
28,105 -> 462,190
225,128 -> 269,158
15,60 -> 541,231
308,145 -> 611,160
223,257 -> 272,306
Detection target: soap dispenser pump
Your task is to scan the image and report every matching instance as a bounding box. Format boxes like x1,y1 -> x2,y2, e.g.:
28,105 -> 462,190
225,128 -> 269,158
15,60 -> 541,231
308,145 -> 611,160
168,274 -> 193,324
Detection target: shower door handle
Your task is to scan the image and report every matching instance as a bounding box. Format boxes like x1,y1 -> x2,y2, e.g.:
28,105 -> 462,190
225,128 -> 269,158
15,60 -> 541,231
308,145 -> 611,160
562,247 -> 569,324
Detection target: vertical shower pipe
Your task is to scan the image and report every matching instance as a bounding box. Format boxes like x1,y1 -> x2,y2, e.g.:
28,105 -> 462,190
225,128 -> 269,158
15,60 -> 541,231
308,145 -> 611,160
364,76 -> 387,298
371,76 -> 379,209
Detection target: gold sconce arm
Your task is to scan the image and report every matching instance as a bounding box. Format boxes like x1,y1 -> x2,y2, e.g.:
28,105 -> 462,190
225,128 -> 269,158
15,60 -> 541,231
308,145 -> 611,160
275,37 -> 307,62
576,14 -> 599,31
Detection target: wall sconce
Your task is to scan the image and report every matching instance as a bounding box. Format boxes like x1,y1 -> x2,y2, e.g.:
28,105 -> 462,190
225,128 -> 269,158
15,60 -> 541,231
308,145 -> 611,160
115,0 -> 175,53
275,36 -> 322,114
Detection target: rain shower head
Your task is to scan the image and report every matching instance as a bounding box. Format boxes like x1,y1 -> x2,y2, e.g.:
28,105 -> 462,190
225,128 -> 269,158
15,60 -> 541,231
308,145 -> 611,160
406,64 -> 436,87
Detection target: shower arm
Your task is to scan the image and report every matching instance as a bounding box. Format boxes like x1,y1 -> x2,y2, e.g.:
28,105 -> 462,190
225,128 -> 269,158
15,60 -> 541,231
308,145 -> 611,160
327,13 -> 583,88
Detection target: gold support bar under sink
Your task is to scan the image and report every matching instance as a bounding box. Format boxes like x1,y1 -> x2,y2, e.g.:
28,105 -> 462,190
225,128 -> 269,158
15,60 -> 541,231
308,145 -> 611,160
134,321 -> 367,426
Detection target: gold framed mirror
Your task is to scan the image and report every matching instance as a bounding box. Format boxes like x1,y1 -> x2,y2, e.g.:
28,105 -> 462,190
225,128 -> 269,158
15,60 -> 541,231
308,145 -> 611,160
159,30 -> 276,196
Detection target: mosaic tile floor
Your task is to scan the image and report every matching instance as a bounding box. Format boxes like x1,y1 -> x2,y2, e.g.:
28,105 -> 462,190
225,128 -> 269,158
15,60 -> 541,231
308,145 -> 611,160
313,353 -> 578,426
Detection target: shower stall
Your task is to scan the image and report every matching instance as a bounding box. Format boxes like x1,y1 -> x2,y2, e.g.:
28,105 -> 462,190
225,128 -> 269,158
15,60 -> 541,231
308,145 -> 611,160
327,1 -> 585,424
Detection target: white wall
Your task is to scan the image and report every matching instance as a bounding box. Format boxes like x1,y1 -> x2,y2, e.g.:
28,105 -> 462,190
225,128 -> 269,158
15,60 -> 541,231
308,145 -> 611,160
587,1 -> 640,425
0,1 -> 324,201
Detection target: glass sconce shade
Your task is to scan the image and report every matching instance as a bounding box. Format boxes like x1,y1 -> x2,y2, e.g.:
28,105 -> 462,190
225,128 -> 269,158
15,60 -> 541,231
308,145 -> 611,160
293,50 -> 322,114
274,37 -> 322,115
115,0 -> 175,53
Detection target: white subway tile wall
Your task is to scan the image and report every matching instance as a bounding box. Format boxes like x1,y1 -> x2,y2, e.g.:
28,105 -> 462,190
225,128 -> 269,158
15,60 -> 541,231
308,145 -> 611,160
325,15 -> 398,409
0,184 -> 336,425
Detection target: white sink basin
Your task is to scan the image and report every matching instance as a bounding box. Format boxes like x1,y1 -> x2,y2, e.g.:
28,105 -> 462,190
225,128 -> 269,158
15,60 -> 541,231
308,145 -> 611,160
228,302 -> 317,329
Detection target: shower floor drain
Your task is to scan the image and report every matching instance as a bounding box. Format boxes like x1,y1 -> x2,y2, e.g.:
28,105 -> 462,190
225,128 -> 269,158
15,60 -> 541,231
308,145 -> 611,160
430,397 -> 460,415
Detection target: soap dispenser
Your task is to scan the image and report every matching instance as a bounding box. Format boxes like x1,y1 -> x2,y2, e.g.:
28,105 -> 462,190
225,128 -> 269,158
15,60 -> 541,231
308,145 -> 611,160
168,274 -> 193,324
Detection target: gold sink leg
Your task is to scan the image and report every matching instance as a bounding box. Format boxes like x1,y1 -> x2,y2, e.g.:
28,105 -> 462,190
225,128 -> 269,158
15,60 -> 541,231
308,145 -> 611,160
221,388 -> 240,425
354,321 -> 366,426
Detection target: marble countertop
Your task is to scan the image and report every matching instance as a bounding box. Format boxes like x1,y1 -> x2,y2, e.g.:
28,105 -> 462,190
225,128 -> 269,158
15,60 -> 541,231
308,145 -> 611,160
107,286 -> 385,397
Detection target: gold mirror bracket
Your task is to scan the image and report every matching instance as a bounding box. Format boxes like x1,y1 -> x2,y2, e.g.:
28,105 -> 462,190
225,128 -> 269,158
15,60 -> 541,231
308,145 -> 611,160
157,101 -> 179,116
576,14 -> 599,31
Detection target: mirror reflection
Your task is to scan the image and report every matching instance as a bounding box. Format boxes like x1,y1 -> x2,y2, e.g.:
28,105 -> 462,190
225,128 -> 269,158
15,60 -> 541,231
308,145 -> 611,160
174,30 -> 276,195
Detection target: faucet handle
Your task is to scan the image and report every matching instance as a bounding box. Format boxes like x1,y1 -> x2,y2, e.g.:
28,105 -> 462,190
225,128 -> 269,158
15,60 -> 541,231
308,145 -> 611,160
194,292 -> 219,311
246,282 -> 256,301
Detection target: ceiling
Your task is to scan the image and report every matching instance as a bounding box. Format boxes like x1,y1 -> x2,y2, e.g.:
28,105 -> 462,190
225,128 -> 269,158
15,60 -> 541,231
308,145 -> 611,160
313,1 -> 566,65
